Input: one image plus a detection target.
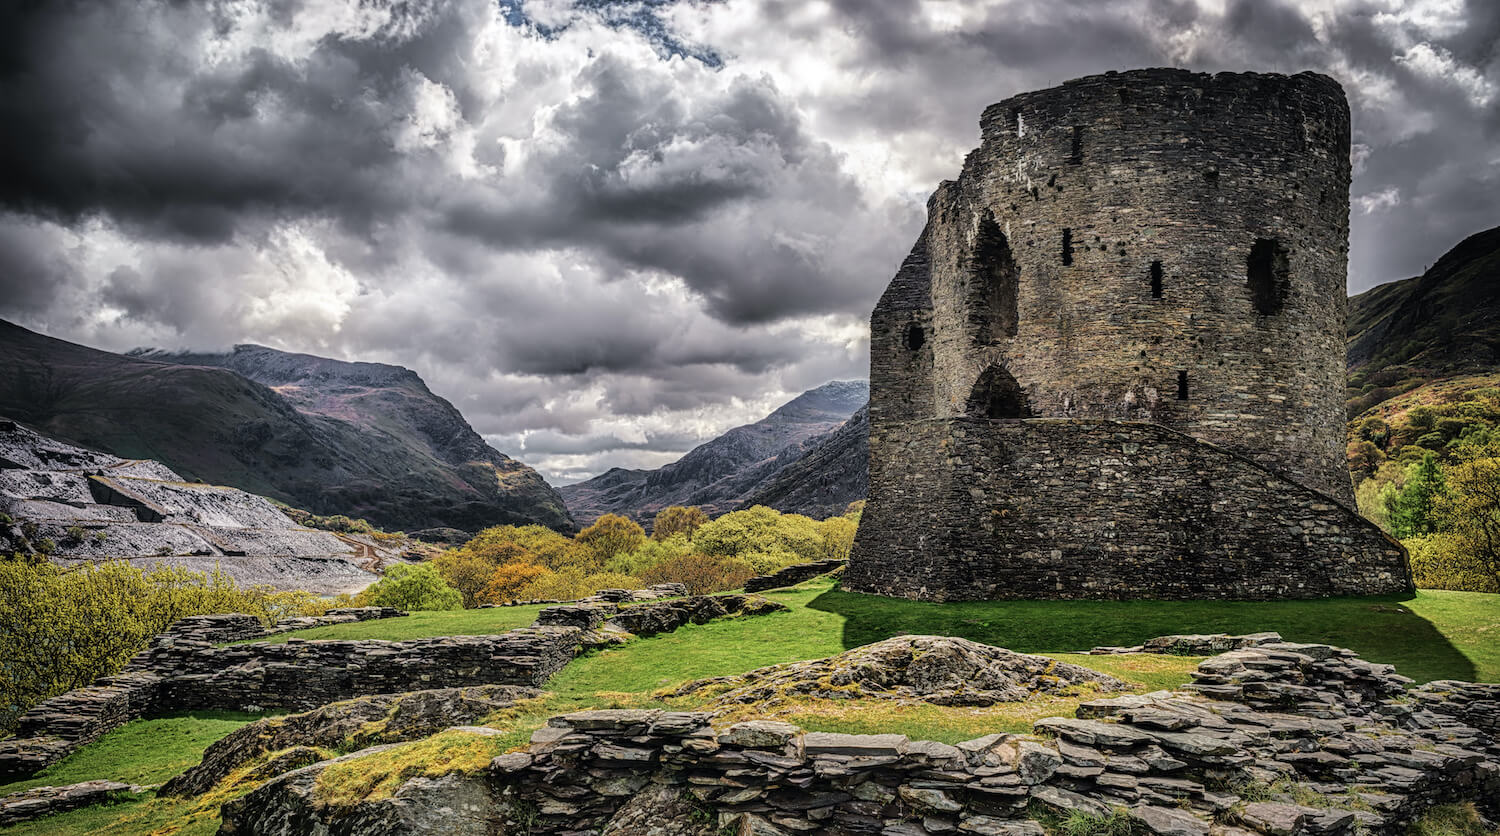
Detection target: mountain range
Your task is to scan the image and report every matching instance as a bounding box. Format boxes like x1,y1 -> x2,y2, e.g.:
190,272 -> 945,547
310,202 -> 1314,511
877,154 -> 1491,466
0,323 -> 572,534
558,381 -> 868,525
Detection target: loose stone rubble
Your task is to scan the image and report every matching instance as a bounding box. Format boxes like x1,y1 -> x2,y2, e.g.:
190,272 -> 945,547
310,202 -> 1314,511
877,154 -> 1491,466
0,780 -> 143,826
674,635 -> 1124,708
0,592 -> 782,781
1087,632 -> 1285,656
223,640 -> 1499,836
743,559 -> 847,592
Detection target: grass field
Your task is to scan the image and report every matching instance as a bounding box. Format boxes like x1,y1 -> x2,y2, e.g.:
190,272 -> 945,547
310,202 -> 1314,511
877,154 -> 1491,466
6,577 -> 1499,834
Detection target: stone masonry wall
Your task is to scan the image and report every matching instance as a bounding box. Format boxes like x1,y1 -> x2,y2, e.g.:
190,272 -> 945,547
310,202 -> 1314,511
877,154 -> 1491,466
848,418 -> 1409,600
855,68 -> 1391,601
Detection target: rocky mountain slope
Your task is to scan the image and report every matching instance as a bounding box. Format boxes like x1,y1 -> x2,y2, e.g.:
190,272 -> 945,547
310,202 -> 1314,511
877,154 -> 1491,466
559,381 -> 867,524
1348,224 -> 1500,385
0,419 -> 379,593
735,404 -> 868,518
0,322 -> 571,534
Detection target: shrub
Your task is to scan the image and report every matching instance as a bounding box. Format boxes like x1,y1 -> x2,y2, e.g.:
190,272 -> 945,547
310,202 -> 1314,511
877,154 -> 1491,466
693,506 -> 822,564
1407,534 -> 1500,593
481,561 -> 553,604
640,554 -> 757,595
456,525 -> 580,570
432,550 -> 499,609
356,563 -> 462,611
514,569 -> 595,602
651,506 -> 709,541
606,534 -> 694,577
1387,453 -> 1446,538
0,560 -> 329,734
575,514 -> 647,570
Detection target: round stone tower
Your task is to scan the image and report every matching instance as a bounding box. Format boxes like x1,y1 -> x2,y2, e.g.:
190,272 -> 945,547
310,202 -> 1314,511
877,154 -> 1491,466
849,69 -> 1410,601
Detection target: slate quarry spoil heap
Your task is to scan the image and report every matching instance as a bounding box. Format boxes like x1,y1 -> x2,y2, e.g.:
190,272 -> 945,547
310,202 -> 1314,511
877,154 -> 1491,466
848,68 -> 1411,601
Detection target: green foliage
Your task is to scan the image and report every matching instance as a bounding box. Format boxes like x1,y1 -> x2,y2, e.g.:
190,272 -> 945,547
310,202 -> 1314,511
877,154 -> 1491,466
355,563 -> 462,611
640,553 -> 757,595
606,534 -> 694,577
693,506 -> 824,567
511,568 -> 641,602
1387,453 -> 1447,538
35,537 -> 56,555
575,514 -> 647,571
1432,436 -> 1500,591
651,505 -> 709,541
0,561 -> 329,734
456,524 -> 580,570
431,550 -> 499,609
1407,535 -> 1500,593
64,525 -> 87,545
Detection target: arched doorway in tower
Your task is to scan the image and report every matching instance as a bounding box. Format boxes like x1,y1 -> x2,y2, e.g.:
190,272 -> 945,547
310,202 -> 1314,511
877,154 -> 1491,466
966,365 -> 1031,419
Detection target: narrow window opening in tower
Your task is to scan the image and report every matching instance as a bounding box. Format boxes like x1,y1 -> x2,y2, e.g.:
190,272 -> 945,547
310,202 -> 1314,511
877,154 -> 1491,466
1069,126 -> 1084,164
967,366 -> 1031,419
1247,238 -> 1290,315
1150,261 -> 1163,299
1061,229 -> 1074,266
1176,371 -> 1189,400
972,213 -> 1019,341
904,322 -> 925,351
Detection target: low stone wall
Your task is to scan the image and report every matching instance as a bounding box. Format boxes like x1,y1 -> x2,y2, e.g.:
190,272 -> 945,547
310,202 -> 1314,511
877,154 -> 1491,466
0,780 -> 141,827
849,419 -> 1412,600
743,559 -> 846,592
222,640 -> 1500,836
0,673 -> 160,779
534,593 -> 787,636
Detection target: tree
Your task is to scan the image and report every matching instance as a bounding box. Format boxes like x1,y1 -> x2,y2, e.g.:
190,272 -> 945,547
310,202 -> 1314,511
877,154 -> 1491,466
481,562 -> 553,604
432,550 -> 498,609
640,553 -> 757,595
1437,444 -> 1500,590
358,563 -> 462,611
1386,453 -> 1446,538
453,525 -> 578,570
651,506 -> 709,541
575,514 -> 647,570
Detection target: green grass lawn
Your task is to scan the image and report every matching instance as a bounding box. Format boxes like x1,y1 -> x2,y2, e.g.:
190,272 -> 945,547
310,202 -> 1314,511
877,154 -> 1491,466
239,603 -> 548,644
0,711 -> 266,797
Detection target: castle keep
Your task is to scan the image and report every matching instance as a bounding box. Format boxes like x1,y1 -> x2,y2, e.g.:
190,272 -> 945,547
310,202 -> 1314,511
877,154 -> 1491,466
846,69 -> 1411,601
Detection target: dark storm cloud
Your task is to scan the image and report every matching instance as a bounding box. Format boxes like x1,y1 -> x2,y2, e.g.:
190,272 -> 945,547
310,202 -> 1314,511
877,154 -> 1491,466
0,0 -> 1495,481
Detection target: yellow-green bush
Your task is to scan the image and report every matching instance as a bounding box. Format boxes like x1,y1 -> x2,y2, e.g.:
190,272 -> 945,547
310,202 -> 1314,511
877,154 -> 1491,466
640,553 -> 757,595
1406,534 -> 1500,593
0,559 -> 330,734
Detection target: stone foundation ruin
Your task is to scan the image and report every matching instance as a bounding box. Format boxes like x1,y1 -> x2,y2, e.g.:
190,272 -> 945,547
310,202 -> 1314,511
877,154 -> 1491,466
847,68 -> 1411,600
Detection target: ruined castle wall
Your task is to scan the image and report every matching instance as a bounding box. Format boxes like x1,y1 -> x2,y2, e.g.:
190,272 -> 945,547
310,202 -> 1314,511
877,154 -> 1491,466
881,69 -> 1354,502
847,418 -> 1409,601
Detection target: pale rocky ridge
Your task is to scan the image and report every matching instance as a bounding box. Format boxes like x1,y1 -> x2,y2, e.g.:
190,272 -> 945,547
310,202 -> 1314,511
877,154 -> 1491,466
0,419 -> 386,593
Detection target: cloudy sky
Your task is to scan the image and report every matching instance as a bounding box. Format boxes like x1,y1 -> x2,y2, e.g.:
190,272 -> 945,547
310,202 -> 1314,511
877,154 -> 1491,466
2,0 -> 1496,484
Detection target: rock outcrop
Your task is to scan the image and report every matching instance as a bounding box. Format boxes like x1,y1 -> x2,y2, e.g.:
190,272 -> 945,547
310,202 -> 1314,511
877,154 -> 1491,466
223,640 -> 1500,836
674,635 -> 1124,708
736,404 -> 869,520
0,419 -> 381,593
162,684 -> 540,797
560,381 -> 868,525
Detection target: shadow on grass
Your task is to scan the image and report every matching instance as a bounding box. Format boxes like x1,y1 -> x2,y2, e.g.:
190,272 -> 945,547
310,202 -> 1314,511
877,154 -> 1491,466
807,587 -> 1476,684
